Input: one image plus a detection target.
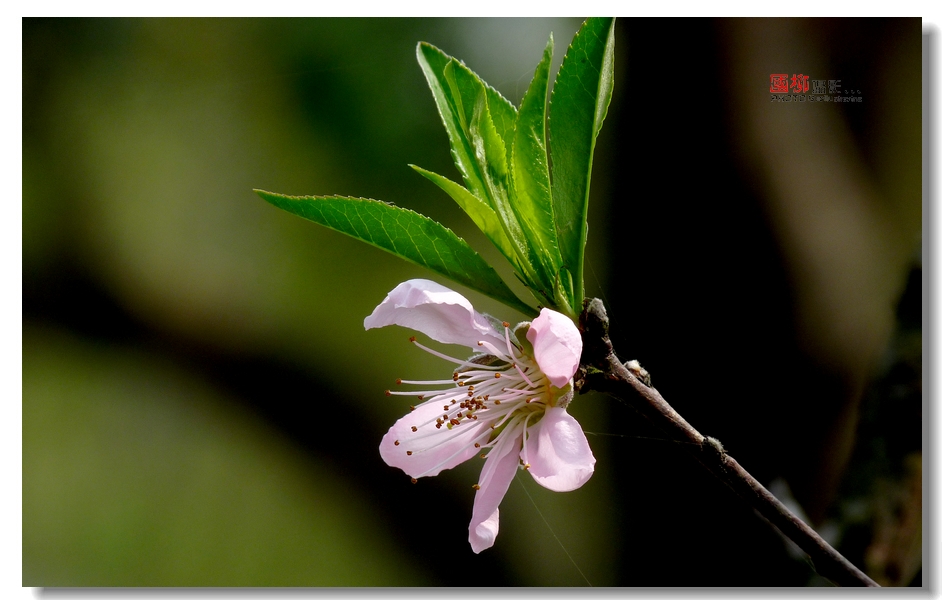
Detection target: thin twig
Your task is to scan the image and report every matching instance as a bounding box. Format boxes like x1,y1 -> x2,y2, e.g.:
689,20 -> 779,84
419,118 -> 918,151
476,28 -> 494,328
577,298 -> 879,588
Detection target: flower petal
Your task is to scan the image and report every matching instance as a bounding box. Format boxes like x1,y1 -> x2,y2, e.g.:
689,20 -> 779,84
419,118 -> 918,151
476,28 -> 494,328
468,421 -> 523,553
380,398 -> 491,479
526,308 -> 582,387
364,279 -> 504,349
525,407 -> 595,492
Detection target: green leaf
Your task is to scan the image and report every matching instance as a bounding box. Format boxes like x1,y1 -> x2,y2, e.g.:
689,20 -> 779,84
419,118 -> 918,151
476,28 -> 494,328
255,190 -> 536,316
467,90 -> 530,271
418,43 -> 536,285
548,17 -> 616,306
511,34 -> 565,308
416,43 -> 517,210
409,164 -> 520,271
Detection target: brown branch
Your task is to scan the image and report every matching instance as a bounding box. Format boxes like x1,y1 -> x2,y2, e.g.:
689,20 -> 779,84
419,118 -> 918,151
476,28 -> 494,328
577,298 -> 879,588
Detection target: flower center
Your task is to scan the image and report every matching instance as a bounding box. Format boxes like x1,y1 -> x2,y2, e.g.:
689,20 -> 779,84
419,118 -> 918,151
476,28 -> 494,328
385,322 -> 559,477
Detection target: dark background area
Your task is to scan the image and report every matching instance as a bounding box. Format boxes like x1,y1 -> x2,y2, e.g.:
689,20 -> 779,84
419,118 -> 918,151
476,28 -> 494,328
23,18 -> 922,586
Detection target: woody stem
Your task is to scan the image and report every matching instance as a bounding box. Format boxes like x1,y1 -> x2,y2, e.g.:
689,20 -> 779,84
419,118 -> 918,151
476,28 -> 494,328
577,298 -> 879,588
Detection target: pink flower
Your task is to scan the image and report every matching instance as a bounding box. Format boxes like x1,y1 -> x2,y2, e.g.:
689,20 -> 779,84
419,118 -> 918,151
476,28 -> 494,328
365,279 -> 596,553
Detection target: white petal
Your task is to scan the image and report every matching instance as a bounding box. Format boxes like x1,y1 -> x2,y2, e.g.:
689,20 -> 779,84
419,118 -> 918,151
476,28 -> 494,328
364,279 -> 504,349
379,397 -> 492,479
468,423 -> 522,553
525,407 -> 595,492
526,308 -> 582,387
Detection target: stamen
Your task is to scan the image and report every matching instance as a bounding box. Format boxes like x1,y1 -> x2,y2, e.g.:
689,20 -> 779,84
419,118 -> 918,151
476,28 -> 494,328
411,339 -> 502,370
499,387 -> 532,396
514,363 -> 536,387
503,323 -> 518,359
386,389 -> 448,397
520,411 -> 536,469
476,341 -> 513,363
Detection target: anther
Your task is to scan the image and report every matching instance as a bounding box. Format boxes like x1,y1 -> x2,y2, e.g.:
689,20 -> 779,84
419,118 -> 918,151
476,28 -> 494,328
502,321 -> 510,328
406,451 -> 413,456
443,405 -> 449,411
396,378 -> 402,385
523,463 -> 531,470
417,395 -> 424,401
480,453 -> 487,459
411,478 -> 417,484
450,418 -> 461,426
477,341 -> 483,346
453,373 -> 459,382
474,443 -> 481,448
472,484 -> 481,490
526,398 -> 532,403
410,406 -> 415,412
384,390 -> 391,396
494,373 -> 501,378
451,399 -> 456,404
457,381 -> 464,387
409,336 -> 416,343
494,399 -> 501,405
394,440 -> 400,446
411,426 -> 418,432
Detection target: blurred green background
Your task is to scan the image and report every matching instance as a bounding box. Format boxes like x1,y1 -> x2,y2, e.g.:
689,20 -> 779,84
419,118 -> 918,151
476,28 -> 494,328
24,18 -> 922,586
